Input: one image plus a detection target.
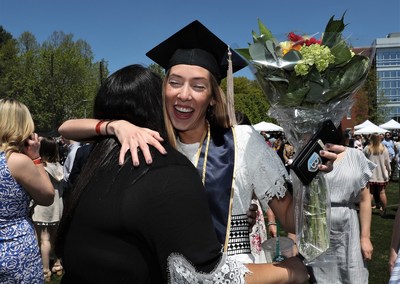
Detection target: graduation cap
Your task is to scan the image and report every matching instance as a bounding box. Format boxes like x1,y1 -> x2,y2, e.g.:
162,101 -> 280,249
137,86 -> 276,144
146,20 -> 247,82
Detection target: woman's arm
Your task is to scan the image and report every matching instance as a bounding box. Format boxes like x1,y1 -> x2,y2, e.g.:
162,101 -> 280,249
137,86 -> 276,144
268,193 -> 295,234
359,187 -> 373,260
7,133 -> 54,205
266,207 -> 277,238
59,119 -> 166,165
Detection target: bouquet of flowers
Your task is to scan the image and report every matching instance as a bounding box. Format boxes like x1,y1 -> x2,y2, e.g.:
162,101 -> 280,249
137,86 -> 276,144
237,14 -> 371,261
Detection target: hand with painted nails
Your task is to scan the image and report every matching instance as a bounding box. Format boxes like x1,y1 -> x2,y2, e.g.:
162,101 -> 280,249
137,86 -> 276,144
318,143 -> 346,172
107,120 -> 167,166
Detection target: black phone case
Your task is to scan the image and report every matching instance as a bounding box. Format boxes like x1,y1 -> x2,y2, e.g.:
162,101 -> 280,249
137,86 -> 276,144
291,120 -> 340,185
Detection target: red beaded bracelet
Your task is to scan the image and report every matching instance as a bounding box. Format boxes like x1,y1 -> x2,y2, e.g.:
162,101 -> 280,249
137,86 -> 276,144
32,157 -> 42,165
95,120 -> 105,135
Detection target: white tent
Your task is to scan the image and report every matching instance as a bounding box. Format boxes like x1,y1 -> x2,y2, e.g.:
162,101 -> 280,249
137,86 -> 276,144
379,119 -> 400,130
253,121 -> 283,132
354,124 -> 388,135
354,119 -> 375,130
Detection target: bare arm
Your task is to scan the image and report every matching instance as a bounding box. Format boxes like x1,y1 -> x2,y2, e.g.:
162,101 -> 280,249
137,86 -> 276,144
268,193 -> 295,234
7,133 -> 54,205
59,119 -> 166,166
266,207 -> 277,238
359,187 -> 373,260
58,118 -> 100,141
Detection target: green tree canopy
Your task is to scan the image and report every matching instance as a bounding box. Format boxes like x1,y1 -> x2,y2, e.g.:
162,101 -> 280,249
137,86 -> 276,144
0,28 -> 106,134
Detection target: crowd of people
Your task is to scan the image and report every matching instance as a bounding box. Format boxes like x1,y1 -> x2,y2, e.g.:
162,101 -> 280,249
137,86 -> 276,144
0,19 -> 400,284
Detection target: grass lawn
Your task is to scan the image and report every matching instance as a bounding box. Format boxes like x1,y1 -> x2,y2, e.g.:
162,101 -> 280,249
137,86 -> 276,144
369,180 -> 399,283
48,181 -> 400,284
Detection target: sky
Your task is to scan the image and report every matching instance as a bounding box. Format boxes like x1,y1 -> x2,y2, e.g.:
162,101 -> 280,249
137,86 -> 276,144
1,0 -> 400,78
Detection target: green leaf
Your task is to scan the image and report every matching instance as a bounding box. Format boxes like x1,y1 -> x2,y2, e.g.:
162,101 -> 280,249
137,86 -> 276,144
282,50 -> 302,62
268,75 -> 289,83
235,48 -> 252,61
249,42 -> 275,62
322,13 -> 346,47
330,40 -> 352,65
303,81 -> 325,104
322,55 -> 370,103
282,86 -> 309,106
265,40 -> 278,61
257,19 -> 275,41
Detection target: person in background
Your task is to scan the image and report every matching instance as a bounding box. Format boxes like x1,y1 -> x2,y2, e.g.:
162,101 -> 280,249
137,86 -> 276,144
0,98 -> 54,283
364,133 -> 391,216
61,137 -> 80,181
354,134 -> 364,151
310,127 -> 375,283
346,132 -> 354,148
56,64 -> 309,283
382,131 -> 397,181
32,136 -> 64,282
65,142 -> 93,201
283,140 -> 295,175
260,131 -> 272,147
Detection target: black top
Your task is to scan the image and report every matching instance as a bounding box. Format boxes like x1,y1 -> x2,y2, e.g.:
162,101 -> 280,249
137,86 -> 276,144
61,143 -> 222,283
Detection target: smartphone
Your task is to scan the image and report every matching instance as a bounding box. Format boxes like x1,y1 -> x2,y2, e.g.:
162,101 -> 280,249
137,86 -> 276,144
290,120 -> 340,185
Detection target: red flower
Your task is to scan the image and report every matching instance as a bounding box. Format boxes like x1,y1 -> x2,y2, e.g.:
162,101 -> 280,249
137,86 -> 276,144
305,37 -> 322,46
288,32 -> 303,44
288,32 -> 321,47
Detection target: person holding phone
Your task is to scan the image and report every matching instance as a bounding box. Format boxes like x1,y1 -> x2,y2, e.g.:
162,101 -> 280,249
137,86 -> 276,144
0,99 -> 54,283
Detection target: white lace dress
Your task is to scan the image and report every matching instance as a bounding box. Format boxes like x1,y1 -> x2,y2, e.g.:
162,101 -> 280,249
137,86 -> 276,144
168,253 -> 250,283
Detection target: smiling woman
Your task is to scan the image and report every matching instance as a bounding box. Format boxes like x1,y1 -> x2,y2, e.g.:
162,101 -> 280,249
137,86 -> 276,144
57,19 -> 344,283
165,64 -> 215,143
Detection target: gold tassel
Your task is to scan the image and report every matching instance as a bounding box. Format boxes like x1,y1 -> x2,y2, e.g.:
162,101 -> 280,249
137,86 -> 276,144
226,46 -> 236,125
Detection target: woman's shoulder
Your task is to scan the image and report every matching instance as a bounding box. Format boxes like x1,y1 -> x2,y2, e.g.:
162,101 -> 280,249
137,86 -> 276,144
7,152 -> 31,168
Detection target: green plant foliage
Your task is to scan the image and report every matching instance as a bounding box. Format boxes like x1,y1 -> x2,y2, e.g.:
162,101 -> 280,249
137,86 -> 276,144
236,15 -> 371,108
0,29 -> 105,133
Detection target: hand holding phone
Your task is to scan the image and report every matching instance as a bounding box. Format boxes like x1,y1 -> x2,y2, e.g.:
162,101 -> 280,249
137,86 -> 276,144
290,120 -> 340,185
23,133 -> 41,159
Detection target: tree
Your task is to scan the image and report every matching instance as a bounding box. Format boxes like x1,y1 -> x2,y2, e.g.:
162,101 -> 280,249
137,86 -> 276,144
0,26 -> 18,97
37,31 -> 101,131
2,30 -> 103,133
220,76 -> 273,124
148,63 -> 165,79
364,66 -> 379,123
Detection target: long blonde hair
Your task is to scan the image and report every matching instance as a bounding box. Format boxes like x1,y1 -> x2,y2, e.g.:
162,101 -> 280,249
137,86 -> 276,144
367,133 -> 385,155
163,69 -> 232,149
0,99 -> 35,159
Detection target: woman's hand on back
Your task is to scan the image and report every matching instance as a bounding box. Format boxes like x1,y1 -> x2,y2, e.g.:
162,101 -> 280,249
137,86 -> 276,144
108,120 -> 167,166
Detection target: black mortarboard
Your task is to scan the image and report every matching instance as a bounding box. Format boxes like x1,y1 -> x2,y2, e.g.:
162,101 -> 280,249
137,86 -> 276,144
146,20 -> 247,81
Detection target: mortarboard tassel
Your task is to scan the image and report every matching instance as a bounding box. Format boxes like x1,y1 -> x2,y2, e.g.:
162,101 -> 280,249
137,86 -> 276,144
226,46 -> 237,125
